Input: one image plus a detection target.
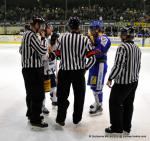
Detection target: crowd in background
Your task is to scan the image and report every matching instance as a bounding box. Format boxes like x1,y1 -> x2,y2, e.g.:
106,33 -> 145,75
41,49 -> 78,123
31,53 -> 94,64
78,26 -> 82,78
0,5 -> 148,23
104,25 -> 150,37
0,4 -> 150,37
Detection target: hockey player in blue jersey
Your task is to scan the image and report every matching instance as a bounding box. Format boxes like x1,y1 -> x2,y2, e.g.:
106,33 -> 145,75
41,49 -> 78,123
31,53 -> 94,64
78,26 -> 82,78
87,20 -> 111,116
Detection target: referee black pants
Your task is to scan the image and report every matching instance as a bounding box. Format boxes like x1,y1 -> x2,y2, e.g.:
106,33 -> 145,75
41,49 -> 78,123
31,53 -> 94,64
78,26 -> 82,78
109,81 -> 138,132
22,67 -> 45,123
56,69 -> 86,123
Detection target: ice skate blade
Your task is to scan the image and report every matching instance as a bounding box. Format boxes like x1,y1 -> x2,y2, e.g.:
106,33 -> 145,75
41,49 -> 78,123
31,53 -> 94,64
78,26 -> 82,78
123,131 -> 130,136
30,125 -> 48,131
89,111 -> 103,117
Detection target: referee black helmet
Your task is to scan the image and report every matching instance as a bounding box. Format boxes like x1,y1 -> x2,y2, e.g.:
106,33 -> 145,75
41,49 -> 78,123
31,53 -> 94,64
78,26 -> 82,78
120,26 -> 135,37
68,17 -> 81,30
32,16 -> 45,24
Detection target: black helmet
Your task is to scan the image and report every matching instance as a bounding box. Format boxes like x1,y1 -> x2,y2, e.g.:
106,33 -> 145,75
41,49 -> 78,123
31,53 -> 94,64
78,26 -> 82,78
32,16 -> 45,24
52,32 -> 59,39
50,32 -> 60,46
68,17 -> 80,29
120,26 -> 135,36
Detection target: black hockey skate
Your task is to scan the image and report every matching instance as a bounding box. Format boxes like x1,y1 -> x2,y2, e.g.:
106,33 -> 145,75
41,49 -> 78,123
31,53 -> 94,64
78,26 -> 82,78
30,121 -> 48,129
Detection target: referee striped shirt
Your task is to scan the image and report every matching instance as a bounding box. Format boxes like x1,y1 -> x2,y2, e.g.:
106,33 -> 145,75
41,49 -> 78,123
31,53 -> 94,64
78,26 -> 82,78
108,41 -> 141,84
19,30 -> 47,68
55,32 -> 96,70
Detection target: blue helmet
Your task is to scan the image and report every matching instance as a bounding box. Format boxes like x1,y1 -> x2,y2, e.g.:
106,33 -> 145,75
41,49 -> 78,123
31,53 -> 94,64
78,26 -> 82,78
90,20 -> 104,30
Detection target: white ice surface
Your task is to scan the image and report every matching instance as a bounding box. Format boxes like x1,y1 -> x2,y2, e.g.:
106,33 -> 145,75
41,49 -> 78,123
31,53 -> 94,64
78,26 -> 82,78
0,44 -> 150,141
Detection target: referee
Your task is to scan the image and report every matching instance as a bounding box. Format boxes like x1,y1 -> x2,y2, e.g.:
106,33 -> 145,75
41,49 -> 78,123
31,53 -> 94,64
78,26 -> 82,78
20,16 -> 48,128
105,26 -> 142,134
55,17 -> 96,126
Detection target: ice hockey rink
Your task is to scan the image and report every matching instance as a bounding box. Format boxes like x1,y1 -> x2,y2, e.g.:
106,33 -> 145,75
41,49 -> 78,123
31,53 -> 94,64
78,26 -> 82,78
0,44 -> 150,141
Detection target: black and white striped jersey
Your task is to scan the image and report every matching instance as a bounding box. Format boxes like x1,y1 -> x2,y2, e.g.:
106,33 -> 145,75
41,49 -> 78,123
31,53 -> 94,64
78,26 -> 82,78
108,41 -> 142,84
19,30 -> 47,68
55,32 -> 96,70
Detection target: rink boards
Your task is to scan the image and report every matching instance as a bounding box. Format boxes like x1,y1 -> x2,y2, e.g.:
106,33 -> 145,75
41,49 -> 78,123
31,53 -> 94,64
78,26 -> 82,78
0,35 -> 150,47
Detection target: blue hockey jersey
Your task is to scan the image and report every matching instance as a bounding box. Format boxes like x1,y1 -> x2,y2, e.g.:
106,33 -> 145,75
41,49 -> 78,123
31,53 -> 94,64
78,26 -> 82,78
88,33 -> 111,62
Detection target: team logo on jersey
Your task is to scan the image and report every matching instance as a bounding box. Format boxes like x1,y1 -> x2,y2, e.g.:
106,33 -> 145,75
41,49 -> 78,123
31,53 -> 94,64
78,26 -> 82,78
90,76 -> 97,85
101,37 -> 108,46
